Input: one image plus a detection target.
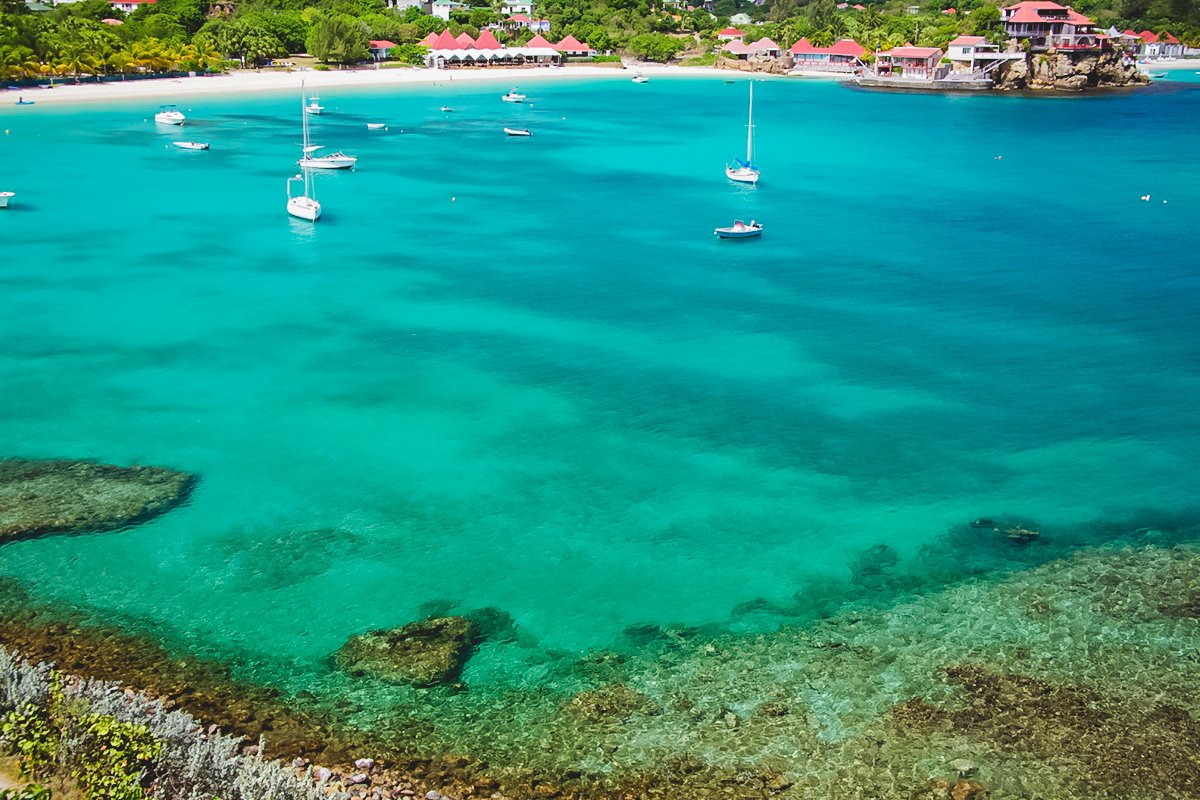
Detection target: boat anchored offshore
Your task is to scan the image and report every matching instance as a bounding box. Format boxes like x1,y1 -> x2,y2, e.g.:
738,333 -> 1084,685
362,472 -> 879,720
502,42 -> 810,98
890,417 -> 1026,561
502,89 -> 526,103
287,83 -> 321,222
504,127 -> 531,137
299,145 -> 357,170
714,219 -> 762,239
366,123 -> 386,130
154,105 -> 185,125
0,191 -> 14,209
173,141 -> 209,150
632,73 -> 649,83
305,92 -> 324,115
441,105 -> 453,112
725,82 -> 759,185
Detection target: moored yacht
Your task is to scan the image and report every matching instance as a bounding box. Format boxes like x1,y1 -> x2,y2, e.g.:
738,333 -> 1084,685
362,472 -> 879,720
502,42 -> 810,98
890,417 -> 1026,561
154,105 -> 185,125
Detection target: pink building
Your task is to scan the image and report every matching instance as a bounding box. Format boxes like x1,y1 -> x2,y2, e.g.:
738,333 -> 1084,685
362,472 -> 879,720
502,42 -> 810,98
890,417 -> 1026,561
789,37 -> 865,71
1001,1 -> 1101,51
716,27 -> 744,42
873,45 -> 943,77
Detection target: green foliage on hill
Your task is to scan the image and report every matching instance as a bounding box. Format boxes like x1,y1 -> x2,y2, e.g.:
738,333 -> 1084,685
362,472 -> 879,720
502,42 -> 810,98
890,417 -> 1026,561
0,0 -> 1196,81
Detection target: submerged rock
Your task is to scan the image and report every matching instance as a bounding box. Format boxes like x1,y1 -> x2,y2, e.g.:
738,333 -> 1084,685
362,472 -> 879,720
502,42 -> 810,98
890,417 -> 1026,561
565,683 -> 659,722
336,616 -> 481,687
0,458 -> 195,543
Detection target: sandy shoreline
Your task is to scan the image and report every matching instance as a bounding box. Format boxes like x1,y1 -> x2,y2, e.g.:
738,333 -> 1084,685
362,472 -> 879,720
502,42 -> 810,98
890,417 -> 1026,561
2,64 -> 731,107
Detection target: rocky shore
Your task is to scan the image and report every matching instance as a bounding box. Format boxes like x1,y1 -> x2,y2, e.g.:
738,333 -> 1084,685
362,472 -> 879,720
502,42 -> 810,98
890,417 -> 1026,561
994,49 -> 1149,91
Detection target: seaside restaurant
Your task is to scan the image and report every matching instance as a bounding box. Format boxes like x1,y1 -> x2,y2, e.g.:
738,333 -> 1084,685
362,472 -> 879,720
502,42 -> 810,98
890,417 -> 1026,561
872,45 -> 944,78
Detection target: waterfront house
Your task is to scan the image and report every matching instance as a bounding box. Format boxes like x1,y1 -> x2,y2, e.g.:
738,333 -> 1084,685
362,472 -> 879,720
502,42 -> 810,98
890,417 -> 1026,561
717,27 -> 745,42
873,45 -> 944,77
788,37 -> 865,72
110,0 -> 153,12
369,39 -> 397,61
1001,1 -> 1100,52
745,37 -> 782,56
723,37 -> 781,59
1136,30 -> 1184,58
554,34 -> 595,57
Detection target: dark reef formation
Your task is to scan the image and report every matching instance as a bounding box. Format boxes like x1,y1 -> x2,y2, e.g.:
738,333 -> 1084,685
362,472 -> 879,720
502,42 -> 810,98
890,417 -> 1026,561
0,458 -> 195,542
336,616 -> 482,687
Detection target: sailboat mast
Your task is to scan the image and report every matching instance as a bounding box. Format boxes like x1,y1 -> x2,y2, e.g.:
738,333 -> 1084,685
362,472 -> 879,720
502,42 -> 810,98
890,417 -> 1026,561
746,81 -> 754,164
300,82 -> 315,199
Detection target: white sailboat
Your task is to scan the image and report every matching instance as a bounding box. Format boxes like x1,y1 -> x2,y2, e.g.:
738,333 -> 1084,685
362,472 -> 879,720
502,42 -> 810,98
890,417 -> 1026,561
305,91 -> 324,115
287,84 -> 321,222
725,82 -> 759,185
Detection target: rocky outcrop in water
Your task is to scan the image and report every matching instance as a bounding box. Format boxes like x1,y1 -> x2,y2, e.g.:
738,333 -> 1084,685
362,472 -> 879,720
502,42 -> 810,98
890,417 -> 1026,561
335,616 -> 481,687
0,458 -> 196,543
994,49 -> 1148,92
565,683 -> 659,722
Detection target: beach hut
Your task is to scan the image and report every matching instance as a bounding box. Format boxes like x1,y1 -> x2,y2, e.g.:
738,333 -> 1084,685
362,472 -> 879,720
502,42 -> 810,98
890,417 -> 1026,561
369,40 -> 397,61
554,34 -> 594,57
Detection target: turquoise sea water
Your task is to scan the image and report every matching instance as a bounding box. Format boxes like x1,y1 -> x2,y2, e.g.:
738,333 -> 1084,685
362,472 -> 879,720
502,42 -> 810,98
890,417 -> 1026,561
1,72 -> 1199,762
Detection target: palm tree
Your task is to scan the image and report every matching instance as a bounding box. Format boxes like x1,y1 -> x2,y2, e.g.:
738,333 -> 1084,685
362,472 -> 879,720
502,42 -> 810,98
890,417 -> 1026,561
108,50 -> 137,78
56,43 -> 101,82
0,45 -> 42,81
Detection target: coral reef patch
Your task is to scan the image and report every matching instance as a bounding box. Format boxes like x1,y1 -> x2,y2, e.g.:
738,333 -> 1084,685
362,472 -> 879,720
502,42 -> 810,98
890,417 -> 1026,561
0,459 -> 195,543
335,616 -> 482,687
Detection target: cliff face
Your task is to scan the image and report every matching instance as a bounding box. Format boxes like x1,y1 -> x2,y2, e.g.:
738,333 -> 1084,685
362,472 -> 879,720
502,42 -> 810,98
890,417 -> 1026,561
995,48 -> 1149,92
718,55 -> 794,75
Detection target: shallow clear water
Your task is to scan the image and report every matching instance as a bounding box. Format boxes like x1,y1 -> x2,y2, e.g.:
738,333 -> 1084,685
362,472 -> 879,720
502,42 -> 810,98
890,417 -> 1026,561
1,74 -> 1198,722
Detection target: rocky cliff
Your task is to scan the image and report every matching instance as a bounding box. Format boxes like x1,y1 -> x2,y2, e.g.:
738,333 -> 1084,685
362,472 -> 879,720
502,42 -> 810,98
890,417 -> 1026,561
994,48 -> 1149,92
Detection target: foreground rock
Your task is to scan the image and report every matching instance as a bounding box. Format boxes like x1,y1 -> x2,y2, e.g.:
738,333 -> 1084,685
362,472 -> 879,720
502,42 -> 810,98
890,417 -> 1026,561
995,49 -> 1148,92
336,616 -> 481,687
0,458 -> 196,543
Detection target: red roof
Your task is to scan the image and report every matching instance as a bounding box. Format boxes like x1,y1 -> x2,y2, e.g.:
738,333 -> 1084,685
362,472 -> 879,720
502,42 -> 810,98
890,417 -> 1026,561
474,29 -> 501,48
947,35 -> 986,45
101,16 -> 123,23
369,40 -> 397,49
886,46 -> 943,58
510,13 -> 532,21
943,7 -> 956,13
745,37 -> 781,50
430,29 -> 460,49
1138,30 -> 1179,43
723,40 -> 753,54
717,26 -> 744,35
554,34 -> 593,52
853,3 -> 865,8
1004,1 -> 1092,25
420,31 -> 440,46
525,33 -> 554,48
454,32 -> 475,47
789,37 -> 864,57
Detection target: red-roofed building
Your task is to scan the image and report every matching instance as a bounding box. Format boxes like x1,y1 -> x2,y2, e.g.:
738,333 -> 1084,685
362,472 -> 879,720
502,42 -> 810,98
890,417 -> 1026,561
942,7 -> 956,13
455,32 -> 476,48
1137,29 -> 1184,57
554,34 -> 594,56
421,31 -> 441,47
874,45 -> 944,77
431,29 -> 461,50
723,37 -> 781,59
369,39 -> 397,60
101,16 -> 123,24
852,4 -> 866,9
474,29 -> 502,49
111,0 -> 153,12
525,32 -> 555,48
789,37 -> 865,72
717,27 -> 744,42
1001,1 -> 1101,51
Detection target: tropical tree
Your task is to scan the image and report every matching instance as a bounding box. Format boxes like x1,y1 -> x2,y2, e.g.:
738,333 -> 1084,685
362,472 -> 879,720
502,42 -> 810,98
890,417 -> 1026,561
305,13 -> 369,63
0,44 -> 40,79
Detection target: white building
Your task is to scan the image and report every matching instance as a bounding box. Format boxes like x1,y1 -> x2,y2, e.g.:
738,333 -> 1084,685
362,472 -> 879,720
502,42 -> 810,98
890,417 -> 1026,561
430,0 -> 466,19
501,1 -> 533,14
110,0 -> 154,13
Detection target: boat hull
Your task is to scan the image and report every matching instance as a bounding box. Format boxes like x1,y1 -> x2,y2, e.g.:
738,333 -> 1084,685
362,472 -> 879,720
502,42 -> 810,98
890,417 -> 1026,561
714,223 -> 762,239
155,113 -> 185,125
366,123 -> 386,130
299,157 -> 357,170
287,196 -> 321,222
173,141 -> 209,150
725,167 -> 760,184
504,128 -> 531,137
0,192 -> 13,209
502,95 -> 525,103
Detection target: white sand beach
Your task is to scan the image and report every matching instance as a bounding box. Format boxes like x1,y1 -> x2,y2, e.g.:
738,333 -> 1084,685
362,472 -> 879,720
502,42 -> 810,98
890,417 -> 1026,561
5,64 -> 731,107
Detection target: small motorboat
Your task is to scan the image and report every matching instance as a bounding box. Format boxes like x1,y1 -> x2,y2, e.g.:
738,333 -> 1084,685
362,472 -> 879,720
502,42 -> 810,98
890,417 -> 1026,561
14,98 -> 34,105
1148,72 -> 1167,78
366,123 -> 386,130
714,219 -> 763,239
504,127 -> 531,137
632,74 -> 648,84
440,105 -> 453,112
299,146 -> 357,169
154,105 -> 185,125
0,191 -> 13,209
305,92 -> 324,115
502,89 -> 526,103
173,141 -> 209,150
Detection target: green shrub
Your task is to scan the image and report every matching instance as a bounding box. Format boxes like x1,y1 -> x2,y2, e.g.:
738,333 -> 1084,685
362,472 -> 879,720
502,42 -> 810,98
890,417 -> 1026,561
67,714 -> 161,800
0,783 -> 52,800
